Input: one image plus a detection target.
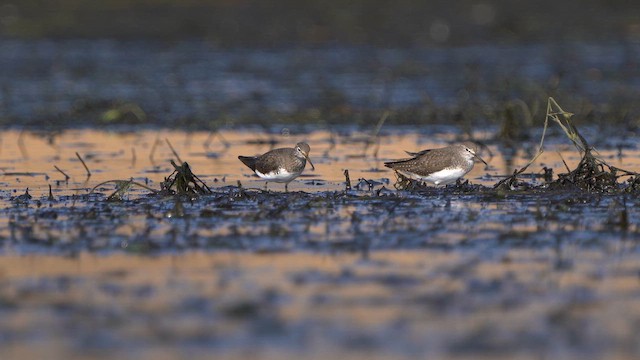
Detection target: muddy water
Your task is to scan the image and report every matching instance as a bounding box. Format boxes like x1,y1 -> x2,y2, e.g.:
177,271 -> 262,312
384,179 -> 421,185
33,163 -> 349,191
1,128 -> 640,359
3,128 -> 497,197
0,250 -> 639,360
4,41 -> 640,127
0,128 -> 633,194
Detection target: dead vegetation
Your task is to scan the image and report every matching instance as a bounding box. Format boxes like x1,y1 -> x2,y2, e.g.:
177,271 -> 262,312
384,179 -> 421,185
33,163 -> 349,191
160,160 -> 212,196
77,97 -> 640,201
89,160 -> 211,201
496,98 -> 640,193
391,97 -> 640,195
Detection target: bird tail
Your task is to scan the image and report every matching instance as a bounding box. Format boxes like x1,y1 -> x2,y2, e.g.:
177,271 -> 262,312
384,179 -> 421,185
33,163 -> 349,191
384,158 -> 413,169
238,156 -> 258,171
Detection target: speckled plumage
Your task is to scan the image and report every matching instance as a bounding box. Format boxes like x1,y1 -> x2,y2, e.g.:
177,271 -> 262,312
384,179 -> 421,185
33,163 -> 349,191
384,142 -> 486,186
239,142 -> 314,191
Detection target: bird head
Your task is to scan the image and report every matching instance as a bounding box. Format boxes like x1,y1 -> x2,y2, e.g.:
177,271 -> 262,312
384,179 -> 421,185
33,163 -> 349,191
295,142 -> 315,170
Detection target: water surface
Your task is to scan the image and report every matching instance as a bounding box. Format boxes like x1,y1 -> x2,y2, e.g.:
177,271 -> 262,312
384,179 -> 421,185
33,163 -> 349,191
0,128 -> 639,359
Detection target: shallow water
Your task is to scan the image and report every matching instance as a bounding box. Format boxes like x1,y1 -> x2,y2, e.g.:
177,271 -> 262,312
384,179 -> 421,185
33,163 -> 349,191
1,250 -> 639,360
3,41 -> 640,126
1,128 -> 640,359
0,127 -> 635,194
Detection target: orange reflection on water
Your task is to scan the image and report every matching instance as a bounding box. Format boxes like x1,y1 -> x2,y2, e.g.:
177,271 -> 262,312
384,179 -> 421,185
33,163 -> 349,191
0,249 -> 639,359
2,129 -> 640,196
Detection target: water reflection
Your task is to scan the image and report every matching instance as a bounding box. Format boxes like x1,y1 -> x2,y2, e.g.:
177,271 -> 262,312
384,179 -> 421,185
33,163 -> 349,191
3,42 -> 640,127
0,249 -> 638,359
3,128 -> 637,195
0,128 -> 639,359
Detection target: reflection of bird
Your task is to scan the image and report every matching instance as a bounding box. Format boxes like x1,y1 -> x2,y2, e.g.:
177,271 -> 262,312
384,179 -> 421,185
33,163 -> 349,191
239,142 -> 315,191
384,142 -> 487,186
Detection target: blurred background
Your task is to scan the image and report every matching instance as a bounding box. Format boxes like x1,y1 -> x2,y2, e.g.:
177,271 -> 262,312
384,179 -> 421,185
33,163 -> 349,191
3,1 -> 638,45
3,4 -> 640,360
1,0 -> 640,130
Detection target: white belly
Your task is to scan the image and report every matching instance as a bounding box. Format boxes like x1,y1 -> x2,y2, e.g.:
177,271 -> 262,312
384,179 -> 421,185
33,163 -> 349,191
399,167 -> 468,186
255,168 -> 300,183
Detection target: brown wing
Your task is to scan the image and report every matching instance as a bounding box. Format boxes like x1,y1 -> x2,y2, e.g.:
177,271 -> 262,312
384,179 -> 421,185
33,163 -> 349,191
384,157 -> 428,175
239,147 -> 293,172
255,148 -> 303,174
384,148 -> 451,177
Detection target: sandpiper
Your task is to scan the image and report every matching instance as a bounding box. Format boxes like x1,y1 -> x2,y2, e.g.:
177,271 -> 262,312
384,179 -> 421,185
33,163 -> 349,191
238,142 -> 315,191
384,141 -> 487,186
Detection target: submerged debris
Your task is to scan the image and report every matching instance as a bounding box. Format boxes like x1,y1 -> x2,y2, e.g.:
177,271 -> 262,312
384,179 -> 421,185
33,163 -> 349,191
161,161 -> 212,196
343,170 -> 352,191
388,98 -> 640,196
392,171 -> 424,191
552,148 -> 618,192
88,160 -> 211,201
624,174 -> 640,193
12,188 -> 32,204
75,152 -> 92,178
90,179 -> 157,201
354,178 -> 384,191
392,171 -> 484,193
492,98 -> 639,194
